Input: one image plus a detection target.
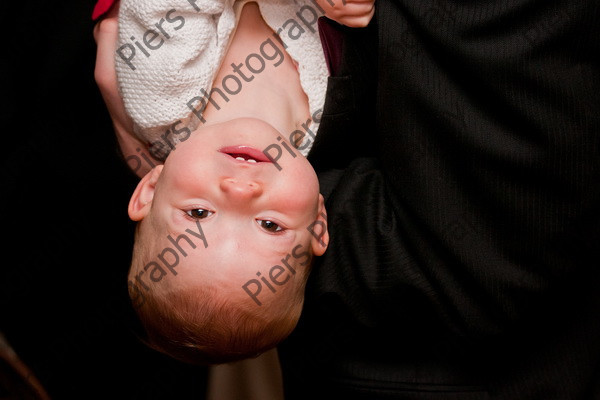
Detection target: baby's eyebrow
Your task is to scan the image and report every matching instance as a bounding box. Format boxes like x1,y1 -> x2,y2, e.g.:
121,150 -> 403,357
163,220 -> 209,254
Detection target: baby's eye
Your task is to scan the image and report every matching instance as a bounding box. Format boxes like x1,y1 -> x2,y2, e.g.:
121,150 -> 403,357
186,209 -> 214,219
257,219 -> 284,233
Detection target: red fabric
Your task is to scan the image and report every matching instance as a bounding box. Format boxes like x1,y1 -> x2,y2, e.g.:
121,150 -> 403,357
317,18 -> 344,77
92,0 -> 117,20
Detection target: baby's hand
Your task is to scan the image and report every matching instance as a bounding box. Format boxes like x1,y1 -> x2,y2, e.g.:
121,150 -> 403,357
315,0 -> 375,28
94,1 -> 160,178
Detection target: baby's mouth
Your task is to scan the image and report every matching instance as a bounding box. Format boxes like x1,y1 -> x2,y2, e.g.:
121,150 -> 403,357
219,146 -> 271,164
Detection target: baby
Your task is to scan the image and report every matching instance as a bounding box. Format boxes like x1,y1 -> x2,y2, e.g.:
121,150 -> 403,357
126,117 -> 329,365
115,0 -> 329,174
95,0 -> 367,364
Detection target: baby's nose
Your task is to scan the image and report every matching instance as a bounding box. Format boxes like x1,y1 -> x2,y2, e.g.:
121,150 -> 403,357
220,177 -> 263,200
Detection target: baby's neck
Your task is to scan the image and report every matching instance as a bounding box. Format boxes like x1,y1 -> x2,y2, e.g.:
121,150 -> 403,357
201,2 -> 310,136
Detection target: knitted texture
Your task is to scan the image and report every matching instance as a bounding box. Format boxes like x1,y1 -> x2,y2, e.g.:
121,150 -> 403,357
116,0 -> 328,157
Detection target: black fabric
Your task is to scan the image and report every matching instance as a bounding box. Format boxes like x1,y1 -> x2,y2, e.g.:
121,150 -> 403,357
1,1 -> 208,398
279,1 -> 600,399
307,18 -> 378,172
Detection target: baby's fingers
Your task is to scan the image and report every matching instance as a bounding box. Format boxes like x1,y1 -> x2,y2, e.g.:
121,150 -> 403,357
94,15 -> 119,98
317,0 -> 375,27
93,2 -> 135,138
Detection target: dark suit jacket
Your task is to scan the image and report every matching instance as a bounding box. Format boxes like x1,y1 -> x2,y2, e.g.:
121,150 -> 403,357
278,2 -> 600,399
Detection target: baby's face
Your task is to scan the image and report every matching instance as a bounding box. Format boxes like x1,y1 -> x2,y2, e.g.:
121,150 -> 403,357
134,117 -> 327,307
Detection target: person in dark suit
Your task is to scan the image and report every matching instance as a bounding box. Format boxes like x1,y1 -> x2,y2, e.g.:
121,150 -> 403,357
278,1 -> 600,399
91,0 -> 599,397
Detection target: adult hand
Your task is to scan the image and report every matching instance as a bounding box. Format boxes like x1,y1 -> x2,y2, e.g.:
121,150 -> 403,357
94,1 -> 160,178
315,0 -> 375,28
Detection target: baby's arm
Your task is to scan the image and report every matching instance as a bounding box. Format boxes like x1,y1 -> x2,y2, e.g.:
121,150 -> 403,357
94,3 -> 161,178
314,0 -> 375,27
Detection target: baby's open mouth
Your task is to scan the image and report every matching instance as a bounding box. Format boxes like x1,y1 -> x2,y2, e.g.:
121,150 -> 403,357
229,153 -> 259,163
219,146 -> 271,164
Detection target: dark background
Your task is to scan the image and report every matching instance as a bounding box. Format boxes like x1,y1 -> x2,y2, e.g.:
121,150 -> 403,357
0,1 -> 208,398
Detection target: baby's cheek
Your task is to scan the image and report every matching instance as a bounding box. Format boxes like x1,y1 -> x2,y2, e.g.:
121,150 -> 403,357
280,174 -> 320,209
240,247 -> 307,307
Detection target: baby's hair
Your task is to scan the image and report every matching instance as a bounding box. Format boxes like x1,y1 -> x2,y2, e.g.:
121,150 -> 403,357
134,285 -> 298,364
128,221 -> 302,365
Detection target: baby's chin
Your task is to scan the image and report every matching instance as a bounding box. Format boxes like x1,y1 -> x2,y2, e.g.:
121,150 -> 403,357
191,117 -> 284,148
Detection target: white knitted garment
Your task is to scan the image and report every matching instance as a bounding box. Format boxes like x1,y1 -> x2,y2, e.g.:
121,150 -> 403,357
116,0 -> 328,157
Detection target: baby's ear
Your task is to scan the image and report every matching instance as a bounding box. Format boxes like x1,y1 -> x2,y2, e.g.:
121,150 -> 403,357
311,194 -> 329,256
128,165 -> 163,221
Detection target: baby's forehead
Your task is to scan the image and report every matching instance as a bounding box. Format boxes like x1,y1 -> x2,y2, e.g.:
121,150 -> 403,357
178,240 -> 306,276
158,239 -> 309,301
